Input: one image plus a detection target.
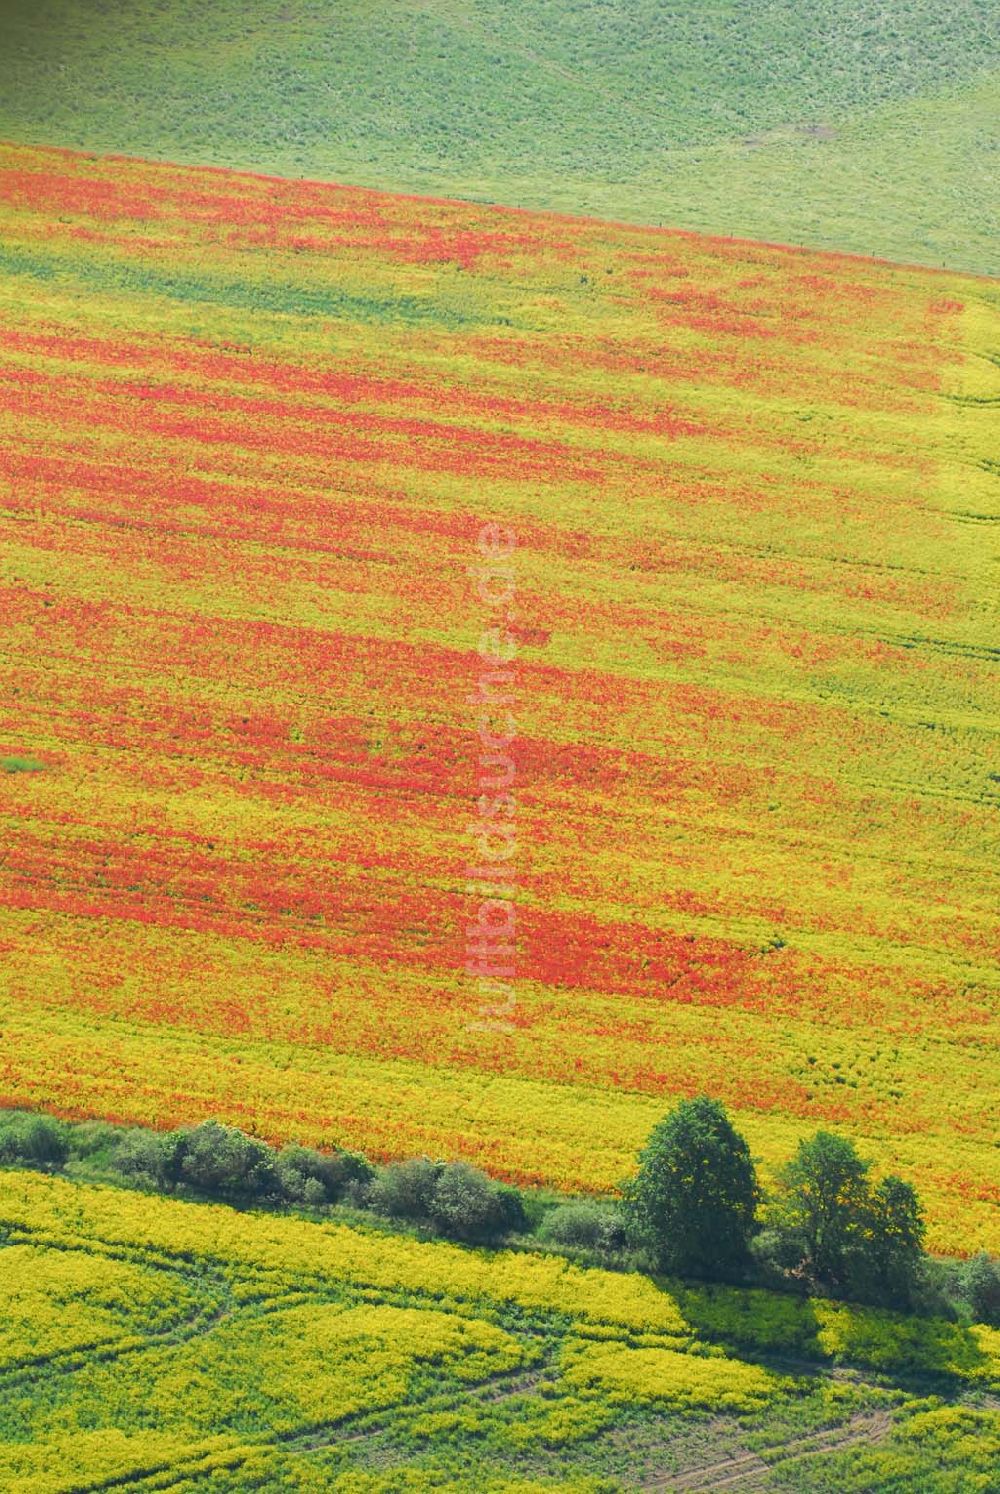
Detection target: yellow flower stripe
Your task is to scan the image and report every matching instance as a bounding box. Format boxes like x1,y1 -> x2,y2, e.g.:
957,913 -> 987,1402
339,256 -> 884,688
0,142 -> 997,1256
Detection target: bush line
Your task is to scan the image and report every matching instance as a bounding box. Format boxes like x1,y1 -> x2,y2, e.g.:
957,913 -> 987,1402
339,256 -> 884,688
0,1099 -> 996,1327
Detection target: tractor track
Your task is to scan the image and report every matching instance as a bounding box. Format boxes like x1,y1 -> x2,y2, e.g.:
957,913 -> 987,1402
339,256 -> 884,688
641,1408 -> 892,1490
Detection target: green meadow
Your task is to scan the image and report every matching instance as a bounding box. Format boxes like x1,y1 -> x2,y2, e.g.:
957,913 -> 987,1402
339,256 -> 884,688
0,0 -> 996,271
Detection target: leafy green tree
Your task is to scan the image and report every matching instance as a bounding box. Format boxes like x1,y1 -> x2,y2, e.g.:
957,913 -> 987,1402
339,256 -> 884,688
772,1130 -> 871,1287
622,1097 -> 759,1280
852,1174 -> 926,1309
768,1131 -> 927,1307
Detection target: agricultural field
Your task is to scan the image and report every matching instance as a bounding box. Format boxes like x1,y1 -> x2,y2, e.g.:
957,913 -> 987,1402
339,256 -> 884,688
0,141 -> 997,1258
0,0 -> 997,272
1,1168 -> 999,1490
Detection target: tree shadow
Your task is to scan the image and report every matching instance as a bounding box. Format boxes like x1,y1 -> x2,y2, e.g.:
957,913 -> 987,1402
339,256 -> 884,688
653,1278 -> 993,1394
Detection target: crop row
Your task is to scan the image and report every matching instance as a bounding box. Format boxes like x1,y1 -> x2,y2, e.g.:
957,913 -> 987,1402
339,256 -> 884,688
1,1171 -> 998,1490
0,143 -> 996,1254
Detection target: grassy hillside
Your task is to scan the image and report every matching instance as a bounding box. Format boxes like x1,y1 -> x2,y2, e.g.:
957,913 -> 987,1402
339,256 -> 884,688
0,0 -> 997,271
0,143 -> 997,1256
1,1168 -> 998,1490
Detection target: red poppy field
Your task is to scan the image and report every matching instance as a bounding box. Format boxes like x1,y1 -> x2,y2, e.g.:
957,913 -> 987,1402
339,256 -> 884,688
0,141 -> 996,1254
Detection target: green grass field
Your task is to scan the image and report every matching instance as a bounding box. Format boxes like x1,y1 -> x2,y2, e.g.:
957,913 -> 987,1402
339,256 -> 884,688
0,0 -> 997,272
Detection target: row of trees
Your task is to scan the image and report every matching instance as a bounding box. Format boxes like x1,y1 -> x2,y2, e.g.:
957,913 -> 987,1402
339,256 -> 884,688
1,1101 -> 997,1323
623,1097 -> 928,1309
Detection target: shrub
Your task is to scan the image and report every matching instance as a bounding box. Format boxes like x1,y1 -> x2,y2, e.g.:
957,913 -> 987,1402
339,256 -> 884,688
170,1121 -> 282,1201
276,1145 -> 338,1204
0,1112 -> 69,1170
539,1201 -> 613,1250
749,1226 -> 811,1290
335,1148 -> 377,1192
67,1120 -> 119,1161
599,1210 -> 630,1254
112,1129 -> 173,1191
299,1176 -> 327,1208
956,1253 -> 1000,1326
367,1158 -> 442,1221
24,1115 -> 69,1169
429,1161 -> 514,1244
342,1174 -> 374,1209
493,1183 -> 529,1237
0,755 -> 45,773
0,1111 -> 31,1161
622,1097 -> 759,1281
275,1145 -> 374,1205
907,1258 -> 958,1320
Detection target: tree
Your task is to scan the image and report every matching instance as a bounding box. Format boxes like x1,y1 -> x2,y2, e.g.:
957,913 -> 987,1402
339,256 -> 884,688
622,1097 -> 759,1280
772,1131 -> 871,1288
852,1174 -> 926,1309
768,1131 -> 927,1307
